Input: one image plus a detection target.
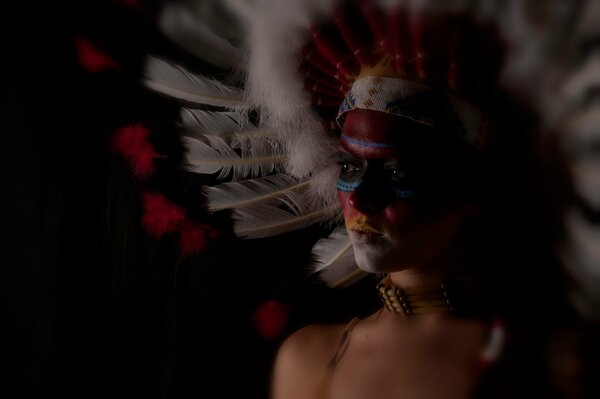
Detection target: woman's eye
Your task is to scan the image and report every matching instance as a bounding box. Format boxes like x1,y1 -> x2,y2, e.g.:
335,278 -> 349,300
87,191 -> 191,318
340,162 -> 361,174
388,167 -> 406,181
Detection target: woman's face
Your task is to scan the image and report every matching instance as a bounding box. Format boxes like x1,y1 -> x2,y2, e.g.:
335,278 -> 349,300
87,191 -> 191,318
337,109 -> 470,274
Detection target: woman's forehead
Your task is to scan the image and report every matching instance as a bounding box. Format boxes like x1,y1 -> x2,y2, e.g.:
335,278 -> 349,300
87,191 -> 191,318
338,136 -> 401,159
339,109 -> 434,159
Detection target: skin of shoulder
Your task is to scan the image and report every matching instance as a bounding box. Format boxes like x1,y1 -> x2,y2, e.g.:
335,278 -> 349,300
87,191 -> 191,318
272,323 -> 345,399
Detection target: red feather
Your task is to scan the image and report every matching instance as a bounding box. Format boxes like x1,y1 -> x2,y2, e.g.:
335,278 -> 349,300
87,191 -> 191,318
73,36 -> 119,73
253,300 -> 292,340
140,191 -> 186,239
112,124 -> 163,179
178,221 -> 220,255
116,0 -> 140,9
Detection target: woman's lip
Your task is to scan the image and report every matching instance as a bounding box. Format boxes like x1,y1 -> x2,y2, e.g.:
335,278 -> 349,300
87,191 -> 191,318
351,229 -> 383,242
351,226 -> 382,234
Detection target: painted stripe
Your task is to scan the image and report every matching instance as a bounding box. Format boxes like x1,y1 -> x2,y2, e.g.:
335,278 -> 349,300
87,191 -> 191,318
391,188 -> 417,199
337,180 -> 453,201
340,134 -> 400,149
336,179 -> 362,192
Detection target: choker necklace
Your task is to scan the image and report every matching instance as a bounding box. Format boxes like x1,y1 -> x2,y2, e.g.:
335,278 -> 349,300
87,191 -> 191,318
377,275 -> 452,315
376,275 -> 484,316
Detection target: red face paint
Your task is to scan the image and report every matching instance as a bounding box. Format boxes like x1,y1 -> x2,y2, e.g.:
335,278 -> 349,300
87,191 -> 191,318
337,109 -> 468,273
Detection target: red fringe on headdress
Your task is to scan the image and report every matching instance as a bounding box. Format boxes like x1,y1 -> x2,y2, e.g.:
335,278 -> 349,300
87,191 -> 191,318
357,0 -> 389,53
300,1 -> 504,118
299,62 -> 350,90
389,7 -> 411,75
333,7 -> 371,66
310,27 -> 359,80
302,45 -> 339,77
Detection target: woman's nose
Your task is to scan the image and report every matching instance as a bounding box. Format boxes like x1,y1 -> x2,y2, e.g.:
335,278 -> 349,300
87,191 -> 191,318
348,185 -> 388,215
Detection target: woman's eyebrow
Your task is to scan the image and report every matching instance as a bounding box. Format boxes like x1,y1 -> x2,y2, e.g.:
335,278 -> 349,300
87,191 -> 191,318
332,150 -> 361,162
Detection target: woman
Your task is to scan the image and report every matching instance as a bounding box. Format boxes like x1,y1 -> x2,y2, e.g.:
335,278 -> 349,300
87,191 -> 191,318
127,0 -> 542,397
273,94 -> 503,399
270,3 -> 510,398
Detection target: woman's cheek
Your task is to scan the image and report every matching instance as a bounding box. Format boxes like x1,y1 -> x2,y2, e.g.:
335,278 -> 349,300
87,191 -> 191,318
380,202 -> 413,229
337,190 -> 357,220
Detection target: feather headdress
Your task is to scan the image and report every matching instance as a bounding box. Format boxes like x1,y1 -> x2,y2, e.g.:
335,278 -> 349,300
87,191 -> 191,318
140,0 -> 532,285
527,0 -> 600,322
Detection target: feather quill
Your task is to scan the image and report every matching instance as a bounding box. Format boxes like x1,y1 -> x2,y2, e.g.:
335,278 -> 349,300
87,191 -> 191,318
310,227 -> 368,288
204,174 -> 311,211
144,57 -> 249,107
233,203 -> 338,239
158,2 -> 244,69
181,136 -> 284,180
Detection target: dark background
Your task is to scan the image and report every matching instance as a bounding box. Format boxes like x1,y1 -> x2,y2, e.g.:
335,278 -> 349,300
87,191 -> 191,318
3,1 -> 598,398
1,1 -> 379,398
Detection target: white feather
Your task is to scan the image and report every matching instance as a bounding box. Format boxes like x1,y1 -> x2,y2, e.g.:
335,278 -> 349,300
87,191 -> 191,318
245,0 -> 338,179
307,163 -> 344,224
181,109 -> 246,137
193,0 -> 251,43
233,203 -> 338,239
158,2 -> 245,69
181,136 -> 284,180
204,174 -> 311,211
310,227 -> 368,288
324,267 -> 370,289
180,108 -> 277,143
144,57 -> 249,107
561,206 -> 600,323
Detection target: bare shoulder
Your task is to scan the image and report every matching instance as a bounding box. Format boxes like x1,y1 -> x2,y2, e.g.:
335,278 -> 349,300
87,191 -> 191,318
272,323 -> 345,399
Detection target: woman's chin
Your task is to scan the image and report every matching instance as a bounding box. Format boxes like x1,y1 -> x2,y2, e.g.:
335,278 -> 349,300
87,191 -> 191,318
353,248 -> 411,274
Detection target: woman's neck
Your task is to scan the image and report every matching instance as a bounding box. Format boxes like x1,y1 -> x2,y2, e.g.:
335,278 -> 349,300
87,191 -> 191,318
389,237 -> 465,290
378,236 -> 493,320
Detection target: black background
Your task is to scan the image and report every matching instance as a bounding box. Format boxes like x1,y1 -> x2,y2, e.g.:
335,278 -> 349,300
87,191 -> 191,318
3,1 -> 598,398
1,2 -> 379,398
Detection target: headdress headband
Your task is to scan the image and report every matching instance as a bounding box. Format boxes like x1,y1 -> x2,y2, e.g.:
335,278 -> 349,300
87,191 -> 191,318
299,1 -> 503,152
337,75 -> 488,149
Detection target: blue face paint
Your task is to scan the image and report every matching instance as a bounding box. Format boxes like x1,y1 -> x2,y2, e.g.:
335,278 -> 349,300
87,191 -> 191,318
336,171 -> 451,202
334,149 -> 457,204
339,134 -> 401,149
391,188 -> 418,199
336,179 -> 362,192
336,175 -> 419,200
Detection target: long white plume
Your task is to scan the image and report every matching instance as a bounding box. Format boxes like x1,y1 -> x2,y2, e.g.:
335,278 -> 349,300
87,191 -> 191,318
561,207 -> 600,323
181,136 -> 284,180
310,227 -> 368,288
158,1 -> 245,69
180,108 -> 277,142
181,109 -> 245,137
144,57 -> 249,107
245,0 -> 338,179
204,174 -> 311,211
233,202 -> 338,239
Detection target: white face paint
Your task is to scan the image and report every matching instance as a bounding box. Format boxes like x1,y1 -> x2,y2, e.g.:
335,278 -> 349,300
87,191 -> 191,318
344,205 -> 467,274
337,109 -> 470,275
